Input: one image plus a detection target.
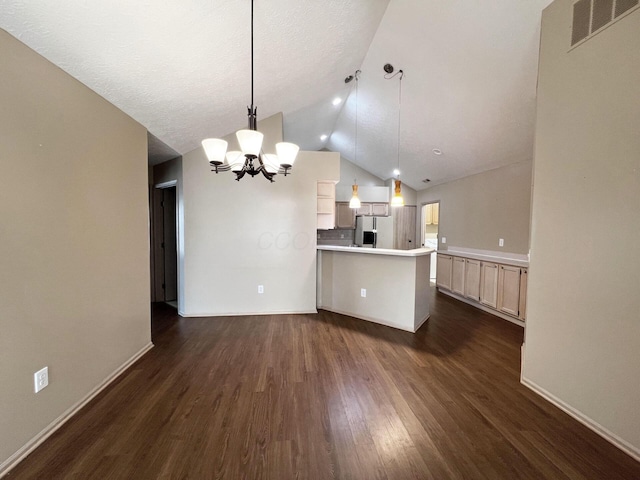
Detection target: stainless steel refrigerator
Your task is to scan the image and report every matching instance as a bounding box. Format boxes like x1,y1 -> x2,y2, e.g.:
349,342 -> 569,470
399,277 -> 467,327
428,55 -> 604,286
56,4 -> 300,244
355,215 -> 393,249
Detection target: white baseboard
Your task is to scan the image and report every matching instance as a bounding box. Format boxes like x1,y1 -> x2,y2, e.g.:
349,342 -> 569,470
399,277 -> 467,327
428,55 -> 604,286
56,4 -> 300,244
319,307 -> 416,333
182,309 -> 318,317
414,314 -> 430,333
0,342 -> 154,479
521,377 -> 640,463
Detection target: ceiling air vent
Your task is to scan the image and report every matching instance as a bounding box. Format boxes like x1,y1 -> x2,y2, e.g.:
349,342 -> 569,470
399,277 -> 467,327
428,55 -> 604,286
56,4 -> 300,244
571,0 -> 639,47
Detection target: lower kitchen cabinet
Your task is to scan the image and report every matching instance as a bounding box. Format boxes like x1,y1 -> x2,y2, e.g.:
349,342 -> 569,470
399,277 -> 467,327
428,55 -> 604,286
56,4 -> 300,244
464,259 -> 480,301
480,262 -> 499,309
452,257 -> 465,295
497,264 -> 521,317
437,253 -> 527,324
436,254 -> 452,290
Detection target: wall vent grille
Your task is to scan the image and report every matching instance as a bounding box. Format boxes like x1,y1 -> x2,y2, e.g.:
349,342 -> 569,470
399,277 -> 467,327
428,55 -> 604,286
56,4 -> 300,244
571,0 -> 639,47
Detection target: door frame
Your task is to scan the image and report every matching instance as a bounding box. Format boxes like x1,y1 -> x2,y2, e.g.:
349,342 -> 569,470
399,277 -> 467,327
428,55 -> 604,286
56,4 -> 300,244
152,180 -> 182,311
420,200 -> 440,281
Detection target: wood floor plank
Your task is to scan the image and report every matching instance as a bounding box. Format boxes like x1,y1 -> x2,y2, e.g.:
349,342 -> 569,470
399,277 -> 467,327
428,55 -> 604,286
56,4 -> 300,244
6,292 -> 640,479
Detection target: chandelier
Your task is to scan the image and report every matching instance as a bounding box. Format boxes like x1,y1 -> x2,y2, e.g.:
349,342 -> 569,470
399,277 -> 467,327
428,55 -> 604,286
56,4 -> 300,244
201,0 -> 299,182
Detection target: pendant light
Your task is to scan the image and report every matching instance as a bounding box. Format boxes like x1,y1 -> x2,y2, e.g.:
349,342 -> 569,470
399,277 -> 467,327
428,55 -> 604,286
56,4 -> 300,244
346,70 -> 362,209
201,0 -> 299,182
386,65 -> 405,207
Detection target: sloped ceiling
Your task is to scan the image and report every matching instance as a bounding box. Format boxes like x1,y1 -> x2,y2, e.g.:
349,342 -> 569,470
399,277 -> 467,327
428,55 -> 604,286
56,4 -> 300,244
1,0 -> 551,190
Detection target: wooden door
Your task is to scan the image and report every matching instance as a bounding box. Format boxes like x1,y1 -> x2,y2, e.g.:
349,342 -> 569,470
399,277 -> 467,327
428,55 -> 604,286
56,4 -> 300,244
464,259 -> 481,301
152,187 -> 178,303
479,262 -> 498,309
452,257 -> 465,295
436,254 -> 453,290
393,205 -> 417,250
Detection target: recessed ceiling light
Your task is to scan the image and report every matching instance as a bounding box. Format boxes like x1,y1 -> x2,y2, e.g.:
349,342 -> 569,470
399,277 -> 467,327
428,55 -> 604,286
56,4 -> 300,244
393,169 -> 400,176
320,134 -> 328,141
332,97 -> 342,106
432,148 -> 442,155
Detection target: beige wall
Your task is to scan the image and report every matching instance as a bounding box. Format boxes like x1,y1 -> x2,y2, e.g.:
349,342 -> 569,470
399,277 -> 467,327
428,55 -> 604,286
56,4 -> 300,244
523,2 -> 640,459
339,157 -> 385,186
0,29 -> 151,473
181,115 -> 340,316
416,162 -> 532,254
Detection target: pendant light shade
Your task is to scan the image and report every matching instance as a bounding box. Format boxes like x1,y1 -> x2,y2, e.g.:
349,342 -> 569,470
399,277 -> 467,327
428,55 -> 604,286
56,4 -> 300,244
276,142 -> 299,169
202,138 -> 228,165
349,183 -> 361,209
236,129 -> 264,156
391,179 -> 405,207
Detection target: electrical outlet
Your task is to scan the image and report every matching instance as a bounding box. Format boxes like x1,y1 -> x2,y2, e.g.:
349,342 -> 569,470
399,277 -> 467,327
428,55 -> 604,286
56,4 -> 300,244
441,237 -> 446,244
258,285 -> 264,294
499,238 -> 504,247
34,367 -> 48,393
361,288 -> 366,298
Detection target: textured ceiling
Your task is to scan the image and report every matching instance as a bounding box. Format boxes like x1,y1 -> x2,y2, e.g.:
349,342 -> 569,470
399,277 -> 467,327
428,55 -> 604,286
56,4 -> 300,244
1,0 -> 551,188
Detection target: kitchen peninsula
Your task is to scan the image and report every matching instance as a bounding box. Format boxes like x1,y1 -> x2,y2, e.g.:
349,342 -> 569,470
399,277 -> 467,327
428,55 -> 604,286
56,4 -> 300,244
317,246 -> 435,332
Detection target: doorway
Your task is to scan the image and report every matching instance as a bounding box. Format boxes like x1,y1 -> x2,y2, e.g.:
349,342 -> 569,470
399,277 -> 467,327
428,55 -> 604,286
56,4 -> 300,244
152,185 -> 178,307
421,202 -> 440,282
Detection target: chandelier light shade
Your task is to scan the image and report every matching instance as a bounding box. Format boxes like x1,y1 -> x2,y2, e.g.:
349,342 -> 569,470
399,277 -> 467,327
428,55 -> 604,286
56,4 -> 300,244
201,0 -> 298,182
275,142 -> 299,169
236,129 -> 263,157
349,182 -> 361,208
202,138 -> 228,172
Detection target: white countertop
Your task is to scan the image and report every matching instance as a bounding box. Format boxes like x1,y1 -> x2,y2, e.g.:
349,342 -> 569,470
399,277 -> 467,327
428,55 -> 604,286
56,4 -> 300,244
439,249 -> 529,267
317,245 -> 435,257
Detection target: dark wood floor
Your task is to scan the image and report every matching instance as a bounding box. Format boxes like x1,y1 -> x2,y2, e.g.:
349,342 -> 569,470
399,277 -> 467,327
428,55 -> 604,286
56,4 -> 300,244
7,289 -> 640,479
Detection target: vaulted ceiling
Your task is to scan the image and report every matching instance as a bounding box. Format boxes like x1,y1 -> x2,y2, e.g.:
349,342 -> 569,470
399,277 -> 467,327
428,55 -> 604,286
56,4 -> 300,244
1,0 -> 551,190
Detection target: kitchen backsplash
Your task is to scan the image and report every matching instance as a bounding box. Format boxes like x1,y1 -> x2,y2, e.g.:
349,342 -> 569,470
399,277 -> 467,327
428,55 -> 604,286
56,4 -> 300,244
317,228 -> 355,246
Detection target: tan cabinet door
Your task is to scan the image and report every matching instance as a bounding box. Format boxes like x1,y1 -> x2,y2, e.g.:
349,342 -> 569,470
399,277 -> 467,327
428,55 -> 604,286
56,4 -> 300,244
497,265 -> 521,317
335,202 -> 356,229
452,257 -> 465,295
371,203 -> 389,216
519,268 -> 527,321
480,262 -> 499,309
464,259 -> 481,301
317,198 -> 334,215
436,254 -> 453,290
356,203 -> 372,216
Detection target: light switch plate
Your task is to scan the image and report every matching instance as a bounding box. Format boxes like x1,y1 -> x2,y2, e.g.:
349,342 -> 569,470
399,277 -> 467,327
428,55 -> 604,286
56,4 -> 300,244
258,285 -> 264,294
499,238 -> 504,247
361,288 -> 366,298
441,237 -> 446,244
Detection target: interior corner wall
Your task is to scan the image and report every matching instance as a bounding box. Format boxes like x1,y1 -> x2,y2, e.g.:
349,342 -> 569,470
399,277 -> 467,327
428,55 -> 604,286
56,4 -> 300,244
416,162 -> 532,254
181,115 -> 340,316
0,29 -> 151,473
523,1 -> 640,458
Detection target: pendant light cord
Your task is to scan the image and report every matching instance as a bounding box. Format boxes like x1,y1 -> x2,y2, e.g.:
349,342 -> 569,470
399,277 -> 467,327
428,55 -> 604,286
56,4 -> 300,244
355,73 -> 359,164
397,70 -> 404,175
251,0 -> 254,108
